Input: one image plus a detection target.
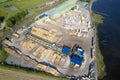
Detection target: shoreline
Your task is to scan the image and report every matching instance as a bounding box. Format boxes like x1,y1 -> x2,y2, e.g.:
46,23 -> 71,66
90,0 -> 107,79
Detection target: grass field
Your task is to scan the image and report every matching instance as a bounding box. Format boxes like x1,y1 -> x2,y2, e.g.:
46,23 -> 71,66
92,13 -> 107,79
0,9 -> 6,16
0,43 -> 9,62
0,64 -> 66,80
80,0 -> 90,2
0,0 -> 48,17
0,0 -> 8,3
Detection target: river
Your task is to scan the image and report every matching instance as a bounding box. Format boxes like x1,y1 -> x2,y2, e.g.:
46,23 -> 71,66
92,0 -> 120,80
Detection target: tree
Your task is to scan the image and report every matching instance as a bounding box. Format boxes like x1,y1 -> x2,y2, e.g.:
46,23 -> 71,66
6,10 -> 28,27
0,16 -> 5,23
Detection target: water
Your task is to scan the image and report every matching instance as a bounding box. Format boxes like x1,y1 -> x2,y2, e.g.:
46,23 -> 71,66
92,0 -> 120,80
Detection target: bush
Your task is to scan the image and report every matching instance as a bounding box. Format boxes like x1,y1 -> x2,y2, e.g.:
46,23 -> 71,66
0,43 -> 9,63
6,10 -> 28,27
80,0 -> 90,2
0,16 -> 5,23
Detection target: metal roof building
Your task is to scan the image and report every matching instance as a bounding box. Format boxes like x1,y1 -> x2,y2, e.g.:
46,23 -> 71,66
70,55 -> 83,66
62,46 -> 71,55
77,48 -> 84,56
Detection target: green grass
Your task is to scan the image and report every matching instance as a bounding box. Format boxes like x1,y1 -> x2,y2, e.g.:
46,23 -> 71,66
12,0 -> 48,10
0,50 -> 9,62
0,0 -> 8,3
0,9 -> 6,16
80,0 -> 91,2
0,64 -> 67,80
96,36 -> 106,79
0,43 -> 9,63
0,1 -> 18,17
0,0 -> 48,17
92,13 -> 107,79
93,13 -> 104,26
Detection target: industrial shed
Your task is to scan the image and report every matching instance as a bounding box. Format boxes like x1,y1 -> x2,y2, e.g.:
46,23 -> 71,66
62,45 -> 71,55
70,55 -> 83,66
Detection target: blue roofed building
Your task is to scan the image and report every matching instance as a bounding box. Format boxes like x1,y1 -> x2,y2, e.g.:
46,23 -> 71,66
62,46 -> 71,55
70,55 -> 83,66
77,48 -> 84,56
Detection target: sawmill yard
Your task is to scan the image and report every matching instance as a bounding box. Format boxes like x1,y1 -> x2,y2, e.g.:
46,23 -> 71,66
1,0 -> 96,79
